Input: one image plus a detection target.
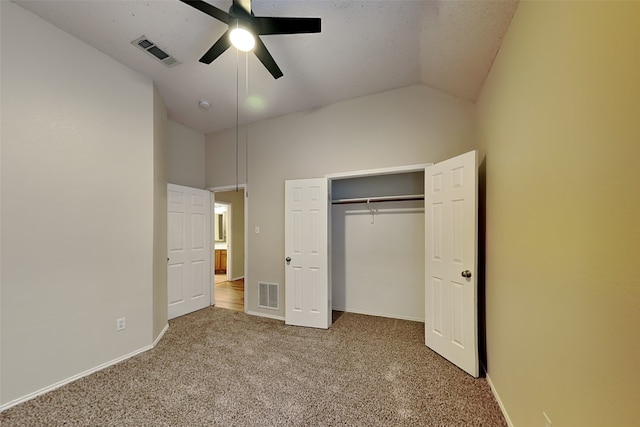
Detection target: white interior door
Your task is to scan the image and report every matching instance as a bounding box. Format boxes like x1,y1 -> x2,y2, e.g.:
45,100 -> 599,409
284,178 -> 330,329
167,184 -> 211,320
425,150 -> 479,377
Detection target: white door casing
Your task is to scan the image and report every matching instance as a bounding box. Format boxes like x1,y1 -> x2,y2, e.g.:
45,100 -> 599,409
167,184 -> 211,320
425,150 -> 479,377
284,178 -> 331,329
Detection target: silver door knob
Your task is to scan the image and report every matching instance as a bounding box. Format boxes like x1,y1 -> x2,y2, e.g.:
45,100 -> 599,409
461,270 -> 472,278
285,257 -> 291,265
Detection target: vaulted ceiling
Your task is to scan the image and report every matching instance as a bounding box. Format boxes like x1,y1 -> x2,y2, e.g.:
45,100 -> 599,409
14,0 -> 518,134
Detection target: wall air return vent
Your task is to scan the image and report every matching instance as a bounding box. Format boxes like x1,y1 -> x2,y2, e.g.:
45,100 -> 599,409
258,282 -> 280,310
131,36 -> 180,68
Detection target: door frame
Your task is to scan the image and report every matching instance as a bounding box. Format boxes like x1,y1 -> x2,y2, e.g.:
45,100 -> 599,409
213,200 -> 232,281
209,184 -> 248,313
326,164 -> 431,181
326,164 -> 431,319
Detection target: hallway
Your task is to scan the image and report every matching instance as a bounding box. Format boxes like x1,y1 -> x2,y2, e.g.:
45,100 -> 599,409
214,275 -> 244,312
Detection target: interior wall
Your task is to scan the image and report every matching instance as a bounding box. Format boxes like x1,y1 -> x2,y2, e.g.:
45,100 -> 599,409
215,190 -> 245,280
168,120 -> 205,189
152,86 -> 168,340
477,2 -> 640,425
0,2 -> 154,406
205,126 -> 247,189
332,201 -> 424,321
206,84 -> 476,318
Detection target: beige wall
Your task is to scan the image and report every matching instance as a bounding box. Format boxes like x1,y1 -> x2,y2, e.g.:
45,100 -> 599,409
152,86 -> 168,341
205,125 -> 247,189
1,2 -> 155,406
206,84 -> 476,317
168,120 -> 205,189
214,190 -> 245,280
477,2 -> 640,425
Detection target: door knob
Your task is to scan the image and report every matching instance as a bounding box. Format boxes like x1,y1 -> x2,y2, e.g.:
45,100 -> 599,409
461,270 -> 472,278
285,257 -> 291,265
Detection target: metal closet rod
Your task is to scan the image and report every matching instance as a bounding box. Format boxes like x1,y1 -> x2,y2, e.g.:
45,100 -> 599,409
331,194 -> 425,205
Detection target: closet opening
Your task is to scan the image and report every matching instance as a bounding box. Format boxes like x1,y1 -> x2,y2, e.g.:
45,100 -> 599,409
329,166 -> 427,322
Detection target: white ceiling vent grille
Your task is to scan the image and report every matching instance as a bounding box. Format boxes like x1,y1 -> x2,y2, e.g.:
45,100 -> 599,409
132,36 -> 180,68
258,282 -> 279,310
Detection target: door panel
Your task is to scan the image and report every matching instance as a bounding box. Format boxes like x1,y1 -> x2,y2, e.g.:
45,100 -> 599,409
425,150 -> 479,377
168,184 -> 211,320
285,178 -> 330,329
168,263 -> 184,305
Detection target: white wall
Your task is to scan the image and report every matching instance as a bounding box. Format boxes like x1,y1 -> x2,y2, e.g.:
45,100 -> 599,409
332,201 -> 425,321
1,2 -> 154,406
168,120 -> 205,188
206,84 -> 476,318
153,86 -> 169,340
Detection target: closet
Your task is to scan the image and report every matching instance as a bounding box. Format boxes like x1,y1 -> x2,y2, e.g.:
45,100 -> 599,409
286,151 -> 479,376
330,167 -> 427,321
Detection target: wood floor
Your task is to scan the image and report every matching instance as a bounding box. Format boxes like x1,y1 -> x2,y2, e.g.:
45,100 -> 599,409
214,274 -> 244,312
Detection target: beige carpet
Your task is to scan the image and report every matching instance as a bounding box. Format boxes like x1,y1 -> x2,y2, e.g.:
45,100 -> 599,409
1,308 -> 506,426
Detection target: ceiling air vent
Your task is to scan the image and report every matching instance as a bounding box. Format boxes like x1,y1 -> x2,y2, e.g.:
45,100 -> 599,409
132,36 -> 180,68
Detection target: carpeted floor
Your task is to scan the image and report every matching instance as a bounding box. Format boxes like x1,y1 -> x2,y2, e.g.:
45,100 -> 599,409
0,308 -> 506,426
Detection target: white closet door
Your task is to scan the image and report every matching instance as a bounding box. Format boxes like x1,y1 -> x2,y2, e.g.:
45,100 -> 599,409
167,184 -> 211,320
284,178 -> 330,329
425,150 -> 479,377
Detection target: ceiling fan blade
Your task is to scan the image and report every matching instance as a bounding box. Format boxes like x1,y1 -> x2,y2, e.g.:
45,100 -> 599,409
199,31 -> 232,64
180,0 -> 230,24
254,17 -> 321,35
253,37 -> 283,79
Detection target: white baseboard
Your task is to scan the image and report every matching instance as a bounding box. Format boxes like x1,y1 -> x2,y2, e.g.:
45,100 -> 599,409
0,326 -> 169,413
486,373 -> 514,427
332,306 -> 425,323
230,275 -> 244,282
153,323 -> 169,347
246,310 -> 285,321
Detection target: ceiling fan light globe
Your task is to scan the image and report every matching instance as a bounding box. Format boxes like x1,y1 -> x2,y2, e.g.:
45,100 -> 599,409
229,27 -> 255,52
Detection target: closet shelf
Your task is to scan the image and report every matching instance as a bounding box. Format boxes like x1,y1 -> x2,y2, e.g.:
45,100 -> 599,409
331,194 -> 424,205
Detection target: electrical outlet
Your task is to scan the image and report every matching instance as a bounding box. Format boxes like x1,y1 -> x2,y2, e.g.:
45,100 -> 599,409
543,412 -> 552,427
116,317 -> 126,331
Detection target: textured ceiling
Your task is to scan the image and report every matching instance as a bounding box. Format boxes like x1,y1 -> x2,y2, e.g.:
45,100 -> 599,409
14,0 -> 518,134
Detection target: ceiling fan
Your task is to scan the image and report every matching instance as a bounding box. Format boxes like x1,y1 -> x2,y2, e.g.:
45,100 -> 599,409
179,0 -> 321,79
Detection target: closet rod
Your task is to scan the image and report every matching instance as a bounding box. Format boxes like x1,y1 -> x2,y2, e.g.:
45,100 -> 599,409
331,194 -> 424,205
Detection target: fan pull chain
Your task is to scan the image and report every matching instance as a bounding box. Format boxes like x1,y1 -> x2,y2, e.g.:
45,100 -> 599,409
235,47 -> 239,193
245,51 -> 249,191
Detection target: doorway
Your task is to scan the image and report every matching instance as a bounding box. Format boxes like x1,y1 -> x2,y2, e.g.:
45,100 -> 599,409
211,187 -> 247,312
214,201 -> 230,278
